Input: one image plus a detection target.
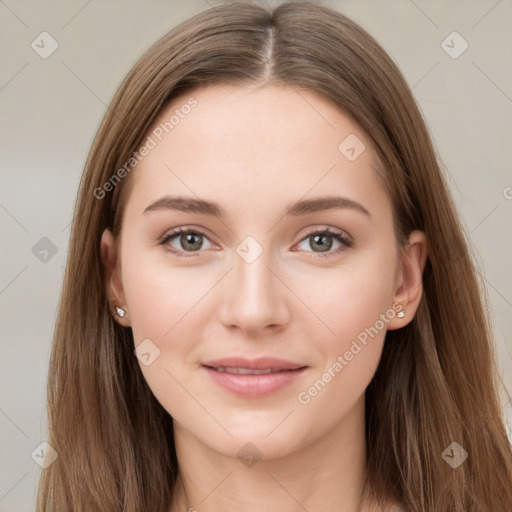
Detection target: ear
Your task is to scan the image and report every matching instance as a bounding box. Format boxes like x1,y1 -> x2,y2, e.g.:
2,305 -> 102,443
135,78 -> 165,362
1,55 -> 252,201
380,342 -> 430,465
100,228 -> 131,327
387,230 -> 428,330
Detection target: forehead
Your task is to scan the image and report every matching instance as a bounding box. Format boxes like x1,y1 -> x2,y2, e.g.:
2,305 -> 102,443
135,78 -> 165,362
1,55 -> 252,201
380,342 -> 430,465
126,84 -> 389,220
146,83 -> 366,159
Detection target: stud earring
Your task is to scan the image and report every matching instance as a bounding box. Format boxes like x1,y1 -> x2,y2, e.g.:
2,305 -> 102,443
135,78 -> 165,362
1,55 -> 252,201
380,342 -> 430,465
113,306 -> 126,317
397,310 -> 405,318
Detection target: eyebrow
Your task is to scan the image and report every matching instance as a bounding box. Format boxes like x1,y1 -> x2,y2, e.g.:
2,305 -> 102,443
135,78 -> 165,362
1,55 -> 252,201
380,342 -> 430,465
143,194 -> 371,219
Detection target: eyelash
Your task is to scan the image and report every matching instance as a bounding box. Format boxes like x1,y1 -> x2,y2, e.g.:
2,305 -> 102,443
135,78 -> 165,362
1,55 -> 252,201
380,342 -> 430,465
158,227 -> 353,259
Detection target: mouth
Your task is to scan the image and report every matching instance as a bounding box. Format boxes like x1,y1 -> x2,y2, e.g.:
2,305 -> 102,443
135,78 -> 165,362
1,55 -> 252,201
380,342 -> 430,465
203,366 -> 304,375
201,356 -> 306,371
201,357 -> 308,398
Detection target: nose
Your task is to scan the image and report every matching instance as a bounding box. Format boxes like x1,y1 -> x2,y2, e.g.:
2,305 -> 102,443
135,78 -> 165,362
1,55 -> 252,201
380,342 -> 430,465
217,248 -> 290,336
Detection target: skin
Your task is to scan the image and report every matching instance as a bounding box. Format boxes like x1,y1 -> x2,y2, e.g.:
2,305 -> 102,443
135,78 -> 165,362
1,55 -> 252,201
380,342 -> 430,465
101,84 -> 427,512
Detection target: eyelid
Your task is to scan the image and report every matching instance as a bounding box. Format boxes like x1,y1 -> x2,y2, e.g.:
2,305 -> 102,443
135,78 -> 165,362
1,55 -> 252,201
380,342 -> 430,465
157,225 -> 211,244
298,225 -> 353,246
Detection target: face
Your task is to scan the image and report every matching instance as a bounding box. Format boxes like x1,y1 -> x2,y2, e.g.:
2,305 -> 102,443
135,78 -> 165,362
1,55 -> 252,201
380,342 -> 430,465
102,84 -> 424,460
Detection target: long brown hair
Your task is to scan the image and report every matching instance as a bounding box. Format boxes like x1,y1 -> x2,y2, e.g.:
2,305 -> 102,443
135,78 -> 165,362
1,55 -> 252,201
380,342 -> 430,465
37,2 -> 512,511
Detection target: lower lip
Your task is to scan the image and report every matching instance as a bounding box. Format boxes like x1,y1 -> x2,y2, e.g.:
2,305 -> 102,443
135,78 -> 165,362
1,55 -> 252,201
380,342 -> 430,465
202,365 -> 307,398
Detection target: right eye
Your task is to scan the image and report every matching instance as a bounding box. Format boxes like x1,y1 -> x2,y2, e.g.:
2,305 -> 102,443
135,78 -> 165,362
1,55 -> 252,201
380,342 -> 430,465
159,228 -> 215,257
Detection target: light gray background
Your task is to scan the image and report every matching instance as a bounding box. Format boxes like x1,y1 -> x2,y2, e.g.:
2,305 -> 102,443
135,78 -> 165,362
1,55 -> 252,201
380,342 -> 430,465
1,1 -> 511,510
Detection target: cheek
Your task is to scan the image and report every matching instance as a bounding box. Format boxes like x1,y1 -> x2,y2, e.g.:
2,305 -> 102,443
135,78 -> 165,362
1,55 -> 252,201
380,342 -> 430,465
293,320 -> 392,436
292,251 -> 397,400
120,243 -> 218,396
121,244 -> 208,342
294,252 -> 397,347
120,248 -> 208,420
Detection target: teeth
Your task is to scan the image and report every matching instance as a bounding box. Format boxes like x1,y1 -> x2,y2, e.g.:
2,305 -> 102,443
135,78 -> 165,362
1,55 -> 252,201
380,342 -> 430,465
214,367 -> 283,375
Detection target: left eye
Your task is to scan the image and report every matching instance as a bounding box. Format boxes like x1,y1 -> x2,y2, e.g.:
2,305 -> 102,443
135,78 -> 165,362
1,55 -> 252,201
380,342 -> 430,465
295,228 -> 352,257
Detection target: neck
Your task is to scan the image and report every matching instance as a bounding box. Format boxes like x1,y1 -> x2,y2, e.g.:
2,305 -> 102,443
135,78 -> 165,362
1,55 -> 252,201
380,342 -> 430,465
169,396 -> 373,512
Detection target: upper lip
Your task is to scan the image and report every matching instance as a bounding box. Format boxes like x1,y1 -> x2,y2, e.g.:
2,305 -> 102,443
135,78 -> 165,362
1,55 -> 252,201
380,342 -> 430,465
202,357 -> 306,371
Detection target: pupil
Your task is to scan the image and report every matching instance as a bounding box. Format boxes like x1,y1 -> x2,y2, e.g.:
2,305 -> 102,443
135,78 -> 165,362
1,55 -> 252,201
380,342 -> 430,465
312,234 -> 332,252
182,233 -> 202,251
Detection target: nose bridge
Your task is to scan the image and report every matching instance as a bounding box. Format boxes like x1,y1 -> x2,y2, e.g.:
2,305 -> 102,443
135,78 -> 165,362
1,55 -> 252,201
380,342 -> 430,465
219,235 -> 288,332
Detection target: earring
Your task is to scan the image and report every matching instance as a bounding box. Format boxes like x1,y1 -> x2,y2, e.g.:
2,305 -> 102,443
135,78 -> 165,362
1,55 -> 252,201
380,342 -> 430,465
397,310 -> 405,318
113,306 -> 126,317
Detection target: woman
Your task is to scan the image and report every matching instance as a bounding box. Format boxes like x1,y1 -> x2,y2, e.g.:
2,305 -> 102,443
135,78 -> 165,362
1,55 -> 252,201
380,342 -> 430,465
37,2 -> 512,511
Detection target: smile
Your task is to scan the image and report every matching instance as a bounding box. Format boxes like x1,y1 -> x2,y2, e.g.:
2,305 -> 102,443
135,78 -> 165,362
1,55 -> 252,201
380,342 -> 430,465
207,366 -> 290,375
201,364 -> 308,398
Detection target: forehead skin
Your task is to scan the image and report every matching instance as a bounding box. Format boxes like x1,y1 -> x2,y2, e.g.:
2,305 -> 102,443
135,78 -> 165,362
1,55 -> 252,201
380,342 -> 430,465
123,84 -> 392,249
